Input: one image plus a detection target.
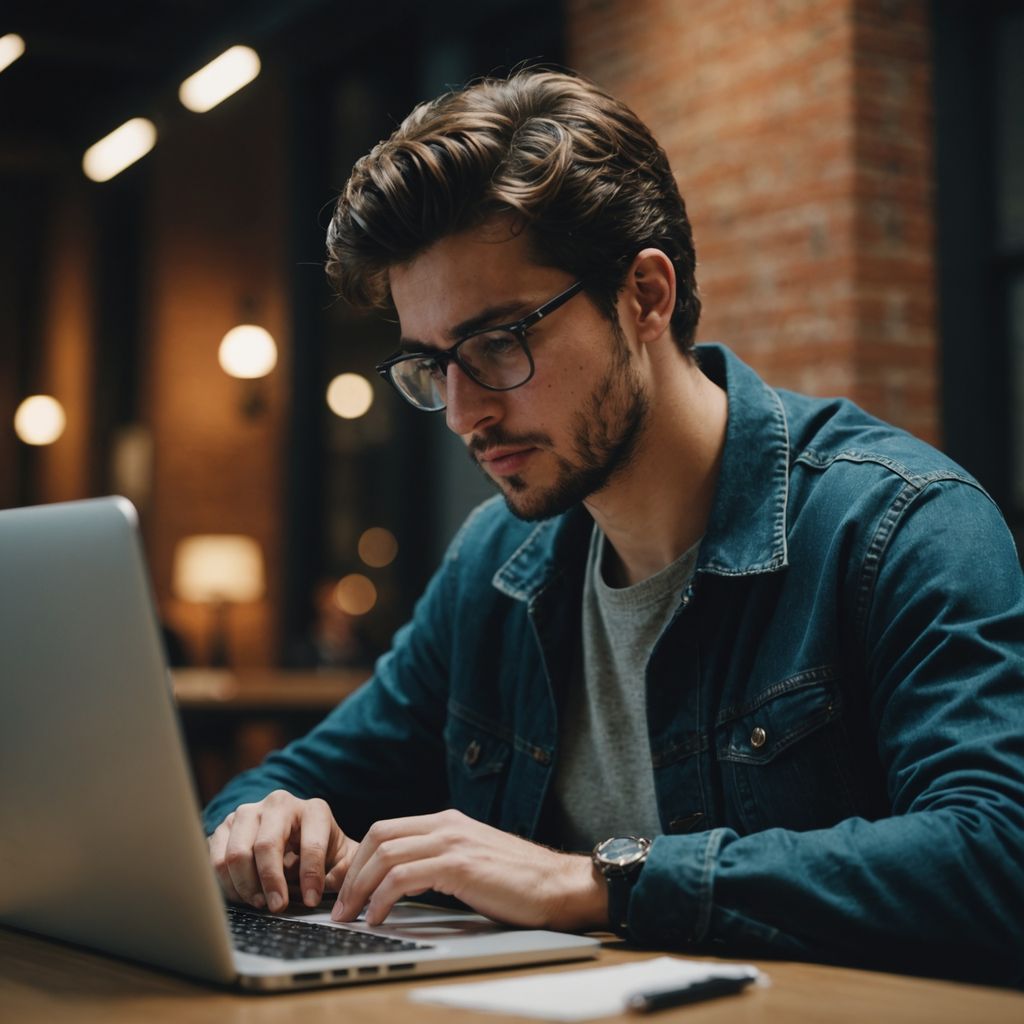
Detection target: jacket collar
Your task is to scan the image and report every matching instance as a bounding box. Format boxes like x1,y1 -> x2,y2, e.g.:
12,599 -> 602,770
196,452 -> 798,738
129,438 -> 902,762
493,344 -> 790,601
695,344 -> 790,576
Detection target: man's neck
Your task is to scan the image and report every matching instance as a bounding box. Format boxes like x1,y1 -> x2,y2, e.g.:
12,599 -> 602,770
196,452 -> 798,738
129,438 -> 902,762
585,359 -> 728,588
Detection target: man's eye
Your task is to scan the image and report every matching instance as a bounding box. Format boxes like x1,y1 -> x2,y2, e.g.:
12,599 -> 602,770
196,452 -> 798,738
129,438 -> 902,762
478,332 -> 519,357
420,357 -> 445,380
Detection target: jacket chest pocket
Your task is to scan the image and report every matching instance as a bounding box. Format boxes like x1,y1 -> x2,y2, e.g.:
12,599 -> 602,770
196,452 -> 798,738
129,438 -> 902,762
715,671 -> 862,833
444,712 -> 512,825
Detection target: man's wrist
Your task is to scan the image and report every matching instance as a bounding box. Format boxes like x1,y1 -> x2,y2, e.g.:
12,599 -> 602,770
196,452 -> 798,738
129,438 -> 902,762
547,853 -> 612,933
591,836 -> 651,937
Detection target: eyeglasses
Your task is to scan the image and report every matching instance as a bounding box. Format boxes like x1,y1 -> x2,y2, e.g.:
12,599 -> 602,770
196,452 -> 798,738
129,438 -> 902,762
375,280 -> 585,412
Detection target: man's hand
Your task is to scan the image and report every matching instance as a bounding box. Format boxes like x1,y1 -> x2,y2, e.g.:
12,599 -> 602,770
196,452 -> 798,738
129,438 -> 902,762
331,809 -> 608,932
208,790 -> 358,913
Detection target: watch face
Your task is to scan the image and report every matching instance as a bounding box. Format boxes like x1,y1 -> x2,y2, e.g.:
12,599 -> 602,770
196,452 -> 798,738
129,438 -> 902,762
597,836 -> 649,868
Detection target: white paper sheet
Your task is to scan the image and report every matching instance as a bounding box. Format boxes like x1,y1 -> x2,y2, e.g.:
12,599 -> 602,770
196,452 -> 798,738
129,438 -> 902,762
408,955 -> 766,1021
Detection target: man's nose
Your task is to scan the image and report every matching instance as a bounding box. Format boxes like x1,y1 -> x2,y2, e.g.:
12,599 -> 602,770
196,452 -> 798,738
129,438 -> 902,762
445,362 -> 500,436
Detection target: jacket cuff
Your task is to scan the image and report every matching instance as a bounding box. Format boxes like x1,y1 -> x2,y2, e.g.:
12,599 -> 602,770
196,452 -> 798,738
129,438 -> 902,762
625,829 -> 726,945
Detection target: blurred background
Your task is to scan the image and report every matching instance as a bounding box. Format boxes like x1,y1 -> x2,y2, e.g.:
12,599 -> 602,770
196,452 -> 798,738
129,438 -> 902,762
1,1 -> 1021,707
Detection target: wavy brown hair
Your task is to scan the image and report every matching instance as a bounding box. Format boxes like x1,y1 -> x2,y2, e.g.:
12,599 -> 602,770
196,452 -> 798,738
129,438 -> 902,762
326,69 -> 701,353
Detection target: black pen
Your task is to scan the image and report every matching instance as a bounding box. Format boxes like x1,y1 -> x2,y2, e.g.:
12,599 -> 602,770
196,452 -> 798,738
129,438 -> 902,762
626,974 -> 757,1013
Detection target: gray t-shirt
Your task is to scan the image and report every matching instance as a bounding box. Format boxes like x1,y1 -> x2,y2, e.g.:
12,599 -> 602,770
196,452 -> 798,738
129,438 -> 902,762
549,525 -> 700,852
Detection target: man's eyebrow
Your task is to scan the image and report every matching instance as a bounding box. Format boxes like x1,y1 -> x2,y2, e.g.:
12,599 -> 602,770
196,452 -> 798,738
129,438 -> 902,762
398,299 -> 532,353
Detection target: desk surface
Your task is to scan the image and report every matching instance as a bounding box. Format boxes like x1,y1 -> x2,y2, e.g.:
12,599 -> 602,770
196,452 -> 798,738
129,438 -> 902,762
3,927 -> 1022,1024
172,667 -> 371,711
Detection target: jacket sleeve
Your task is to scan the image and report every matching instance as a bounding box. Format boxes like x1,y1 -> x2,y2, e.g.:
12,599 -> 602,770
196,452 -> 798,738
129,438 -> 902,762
627,479 -> 1024,987
201,543 -> 458,840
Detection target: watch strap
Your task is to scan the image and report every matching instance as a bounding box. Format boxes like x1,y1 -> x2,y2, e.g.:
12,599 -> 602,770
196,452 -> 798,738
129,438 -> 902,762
605,870 -> 634,937
592,836 -> 650,938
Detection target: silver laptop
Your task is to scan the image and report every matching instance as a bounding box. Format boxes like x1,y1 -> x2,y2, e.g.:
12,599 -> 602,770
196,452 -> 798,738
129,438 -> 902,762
0,496 -> 599,991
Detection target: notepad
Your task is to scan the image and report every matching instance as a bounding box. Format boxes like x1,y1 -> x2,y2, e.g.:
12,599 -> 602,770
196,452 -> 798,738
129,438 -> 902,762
408,955 -> 767,1021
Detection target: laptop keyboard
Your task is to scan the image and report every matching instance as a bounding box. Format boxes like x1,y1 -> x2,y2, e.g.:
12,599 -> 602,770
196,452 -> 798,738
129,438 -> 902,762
227,905 -> 432,960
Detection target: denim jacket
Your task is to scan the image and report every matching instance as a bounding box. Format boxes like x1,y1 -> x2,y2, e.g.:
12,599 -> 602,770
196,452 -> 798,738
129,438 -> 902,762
204,345 -> 1024,986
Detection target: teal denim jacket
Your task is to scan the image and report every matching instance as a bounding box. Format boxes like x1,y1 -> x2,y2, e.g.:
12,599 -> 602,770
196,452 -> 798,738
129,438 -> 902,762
204,345 -> 1024,986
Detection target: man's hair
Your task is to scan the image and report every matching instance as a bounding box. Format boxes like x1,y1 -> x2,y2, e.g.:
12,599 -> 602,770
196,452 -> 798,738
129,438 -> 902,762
326,68 -> 701,353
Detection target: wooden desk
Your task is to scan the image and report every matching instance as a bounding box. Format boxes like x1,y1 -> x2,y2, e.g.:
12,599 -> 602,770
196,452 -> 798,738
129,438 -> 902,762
3,927 -> 1022,1024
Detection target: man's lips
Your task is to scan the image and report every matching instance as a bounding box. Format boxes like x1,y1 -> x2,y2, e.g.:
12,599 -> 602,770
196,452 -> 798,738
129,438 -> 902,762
477,446 -> 536,477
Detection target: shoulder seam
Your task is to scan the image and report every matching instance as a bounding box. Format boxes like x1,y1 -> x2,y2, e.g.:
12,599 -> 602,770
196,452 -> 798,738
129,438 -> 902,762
795,448 -> 987,494
853,476 -> 1001,644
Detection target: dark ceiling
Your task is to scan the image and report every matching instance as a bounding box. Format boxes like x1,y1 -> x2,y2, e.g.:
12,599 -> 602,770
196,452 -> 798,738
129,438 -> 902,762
0,0 -> 417,176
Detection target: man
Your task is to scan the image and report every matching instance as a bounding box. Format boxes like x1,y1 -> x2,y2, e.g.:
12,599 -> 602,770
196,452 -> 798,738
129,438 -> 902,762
205,69 -> 1024,985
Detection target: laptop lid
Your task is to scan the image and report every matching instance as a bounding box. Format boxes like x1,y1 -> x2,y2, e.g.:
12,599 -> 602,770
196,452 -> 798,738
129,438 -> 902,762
0,497 -> 238,983
0,497 -> 598,990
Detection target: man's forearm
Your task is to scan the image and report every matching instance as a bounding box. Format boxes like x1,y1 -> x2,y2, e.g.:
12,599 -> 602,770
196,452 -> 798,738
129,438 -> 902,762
628,809 -> 1024,987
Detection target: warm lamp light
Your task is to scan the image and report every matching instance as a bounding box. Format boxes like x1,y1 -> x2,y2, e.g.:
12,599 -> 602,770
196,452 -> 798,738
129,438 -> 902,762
358,527 -> 398,568
14,395 -> 66,446
218,324 -> 277,379
82,118 -> 157,182
179,46 -> 261,113
172,534 -> 265,666
327,373 -> 374,419
0,33 -> 25,75
334,574 -> 377,616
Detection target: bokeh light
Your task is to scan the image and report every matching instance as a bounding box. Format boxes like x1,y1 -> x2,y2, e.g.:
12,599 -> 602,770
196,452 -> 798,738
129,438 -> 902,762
179,46 -> 261,114
14,395 -> 67,446
358,527 -> 398,568
218,324 -> 278,379
0,34 -> 26,75
333,574 -> 377,616
327,373 -> 374,419
82,118 -> 157,182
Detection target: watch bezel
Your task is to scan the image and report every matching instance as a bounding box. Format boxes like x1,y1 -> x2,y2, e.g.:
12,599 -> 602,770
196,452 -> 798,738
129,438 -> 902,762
592,835 -> 651,876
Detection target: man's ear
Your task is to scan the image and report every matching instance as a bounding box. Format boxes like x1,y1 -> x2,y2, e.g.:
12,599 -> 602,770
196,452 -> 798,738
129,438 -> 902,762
621,248 -> 676,345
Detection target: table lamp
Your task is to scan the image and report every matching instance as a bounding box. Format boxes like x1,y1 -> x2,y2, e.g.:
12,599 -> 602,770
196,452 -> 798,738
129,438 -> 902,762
172,534 -> 265,666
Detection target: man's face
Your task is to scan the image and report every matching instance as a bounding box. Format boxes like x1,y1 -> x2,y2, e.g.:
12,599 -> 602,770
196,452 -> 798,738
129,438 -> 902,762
388,223 -> 649,521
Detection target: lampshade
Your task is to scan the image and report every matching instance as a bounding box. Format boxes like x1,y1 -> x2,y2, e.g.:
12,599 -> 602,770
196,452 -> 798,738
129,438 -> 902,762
172,535 -> 265,603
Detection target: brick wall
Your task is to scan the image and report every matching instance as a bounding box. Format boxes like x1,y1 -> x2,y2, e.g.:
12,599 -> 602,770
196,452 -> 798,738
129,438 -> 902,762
567,0 -> 939,443
144,70 -> 290,666
36,185 -> 96,505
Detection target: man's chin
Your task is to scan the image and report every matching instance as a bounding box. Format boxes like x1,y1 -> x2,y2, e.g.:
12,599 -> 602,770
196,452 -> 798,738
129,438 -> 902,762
499,477 -> 577,523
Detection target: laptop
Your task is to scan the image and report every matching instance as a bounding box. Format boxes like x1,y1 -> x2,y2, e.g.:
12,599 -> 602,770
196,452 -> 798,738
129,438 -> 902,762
0,496 -> 599,991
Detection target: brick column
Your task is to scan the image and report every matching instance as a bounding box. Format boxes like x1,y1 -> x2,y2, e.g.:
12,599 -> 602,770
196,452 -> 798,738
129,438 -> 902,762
567,0 -> 938,443
144,70 -> 290,666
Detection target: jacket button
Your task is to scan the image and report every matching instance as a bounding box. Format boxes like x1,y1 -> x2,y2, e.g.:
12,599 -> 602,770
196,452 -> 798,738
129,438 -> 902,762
750,726 -> 767,749
464,740 -> 481,767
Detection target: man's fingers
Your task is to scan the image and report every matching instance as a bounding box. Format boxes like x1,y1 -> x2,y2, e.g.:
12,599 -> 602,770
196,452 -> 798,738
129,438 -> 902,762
323,836 -> 359,894
252,806 -> 301,912
359,855 -> 444,926
223,805 -> 265,907
297,800 -> 335,907
334,833 -> 442,922
207,793 -> 354,914
337,814 -> 440,903
209,816 -> 243,903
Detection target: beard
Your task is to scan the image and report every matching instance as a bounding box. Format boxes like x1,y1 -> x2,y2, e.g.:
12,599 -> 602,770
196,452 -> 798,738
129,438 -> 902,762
467,323 -> 650,522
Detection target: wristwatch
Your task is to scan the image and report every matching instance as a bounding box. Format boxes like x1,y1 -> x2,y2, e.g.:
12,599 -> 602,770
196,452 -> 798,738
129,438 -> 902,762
591,835 -> 651,937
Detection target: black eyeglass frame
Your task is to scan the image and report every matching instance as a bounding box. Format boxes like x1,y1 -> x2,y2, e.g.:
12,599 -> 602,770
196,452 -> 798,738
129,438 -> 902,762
375,279 -> 586,411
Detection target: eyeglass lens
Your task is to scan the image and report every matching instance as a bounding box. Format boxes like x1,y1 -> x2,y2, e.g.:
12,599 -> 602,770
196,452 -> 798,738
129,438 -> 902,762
390,330 -> 531,410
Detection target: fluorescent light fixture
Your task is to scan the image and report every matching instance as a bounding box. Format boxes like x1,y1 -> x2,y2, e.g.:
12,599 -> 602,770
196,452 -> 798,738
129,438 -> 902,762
179,45 -> 261,113
0,33 -> 25,75
82,118 -> 157,182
